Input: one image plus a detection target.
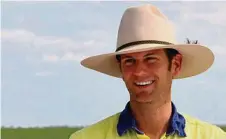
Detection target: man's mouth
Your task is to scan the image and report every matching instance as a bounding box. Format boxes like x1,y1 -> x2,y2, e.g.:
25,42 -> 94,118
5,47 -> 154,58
134,80 -> 155,86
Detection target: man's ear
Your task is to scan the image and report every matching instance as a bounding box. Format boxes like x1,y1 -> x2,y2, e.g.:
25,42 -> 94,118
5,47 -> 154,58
171,54 -> 182,76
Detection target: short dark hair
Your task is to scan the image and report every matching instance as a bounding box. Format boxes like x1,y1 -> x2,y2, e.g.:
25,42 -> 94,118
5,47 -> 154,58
164,48 -> 179,70
116,54 -> 121,62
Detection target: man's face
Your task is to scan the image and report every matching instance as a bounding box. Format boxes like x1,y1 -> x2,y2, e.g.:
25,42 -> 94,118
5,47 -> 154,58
119,49 -> 182,104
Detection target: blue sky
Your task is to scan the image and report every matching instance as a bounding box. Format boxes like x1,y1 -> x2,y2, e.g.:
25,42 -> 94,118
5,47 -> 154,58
1,1 -> 226,127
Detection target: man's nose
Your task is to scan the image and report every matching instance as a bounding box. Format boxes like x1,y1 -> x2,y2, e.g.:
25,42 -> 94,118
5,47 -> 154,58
133,62 -> 148,77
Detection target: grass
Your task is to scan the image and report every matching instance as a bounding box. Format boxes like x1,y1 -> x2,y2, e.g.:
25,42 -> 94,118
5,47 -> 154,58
221,126 -> 226,132
1,127 -> 82,139
1,126 -> 226,139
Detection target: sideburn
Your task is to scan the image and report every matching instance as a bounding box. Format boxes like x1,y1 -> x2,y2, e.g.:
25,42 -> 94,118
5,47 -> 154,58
168,60 -> 172,71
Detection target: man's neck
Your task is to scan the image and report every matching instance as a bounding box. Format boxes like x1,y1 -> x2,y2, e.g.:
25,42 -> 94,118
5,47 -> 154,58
130,100 -> 172,138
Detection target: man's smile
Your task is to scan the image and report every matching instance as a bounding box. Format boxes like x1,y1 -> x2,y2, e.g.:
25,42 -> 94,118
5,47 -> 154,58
134,80 -> 156,88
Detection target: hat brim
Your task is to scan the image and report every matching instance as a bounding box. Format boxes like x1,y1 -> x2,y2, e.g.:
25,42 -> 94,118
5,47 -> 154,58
80,44 -> 214,79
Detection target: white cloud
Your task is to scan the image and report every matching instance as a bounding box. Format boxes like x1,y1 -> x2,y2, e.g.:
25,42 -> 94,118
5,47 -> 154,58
176,2 -> 226,26
2,29 -> 35,44
42,52 -> 86,63
2,28 -> 111,62
83,40 -> 96,46
35,71 -> 54,77
42,55 -> 59,63
61,52 -> 86,62
1,29 -> 78,50
181,12 -> 226,26
33,36 -> 78,50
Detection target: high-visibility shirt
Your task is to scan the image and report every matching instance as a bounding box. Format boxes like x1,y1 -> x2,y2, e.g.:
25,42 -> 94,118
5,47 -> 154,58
69,102 -> 226,139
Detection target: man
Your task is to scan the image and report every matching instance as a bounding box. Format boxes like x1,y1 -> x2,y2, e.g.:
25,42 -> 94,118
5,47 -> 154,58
69,4 -> 226,139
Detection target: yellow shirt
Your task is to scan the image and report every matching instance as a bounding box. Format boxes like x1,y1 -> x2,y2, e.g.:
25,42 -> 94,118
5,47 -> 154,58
69,113 -> 226,139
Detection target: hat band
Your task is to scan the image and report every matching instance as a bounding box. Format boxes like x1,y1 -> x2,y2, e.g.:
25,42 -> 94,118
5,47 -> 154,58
115,40 -> 173,52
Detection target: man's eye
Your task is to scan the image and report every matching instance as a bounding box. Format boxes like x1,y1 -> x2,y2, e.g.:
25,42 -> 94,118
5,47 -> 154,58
124,59 -> 135,65
146,57 -> 157,63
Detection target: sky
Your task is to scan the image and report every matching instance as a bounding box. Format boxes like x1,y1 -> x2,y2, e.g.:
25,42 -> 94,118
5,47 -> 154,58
1,1 -> 226,127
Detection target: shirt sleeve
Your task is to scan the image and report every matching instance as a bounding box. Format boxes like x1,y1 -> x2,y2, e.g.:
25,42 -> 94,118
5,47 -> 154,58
69,131 -> 83,139
215,127 -> 226,139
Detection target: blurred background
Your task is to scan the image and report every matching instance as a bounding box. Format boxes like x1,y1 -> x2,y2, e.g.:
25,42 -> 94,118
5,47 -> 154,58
1,1 -> 226,139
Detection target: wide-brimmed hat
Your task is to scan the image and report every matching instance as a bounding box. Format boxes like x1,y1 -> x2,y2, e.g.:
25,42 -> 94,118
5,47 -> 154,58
80,4 -> 214,79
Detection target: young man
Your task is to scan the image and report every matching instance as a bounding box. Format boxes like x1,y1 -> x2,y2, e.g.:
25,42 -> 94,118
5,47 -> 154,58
69,4 -> 226,139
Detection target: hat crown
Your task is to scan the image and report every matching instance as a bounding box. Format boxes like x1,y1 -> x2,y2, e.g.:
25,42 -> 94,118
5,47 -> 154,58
116,4 -> 177,49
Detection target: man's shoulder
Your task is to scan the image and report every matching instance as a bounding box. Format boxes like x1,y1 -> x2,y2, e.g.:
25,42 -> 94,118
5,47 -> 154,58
183,114 -> 226,138
183,114 -> 221,129
69,112 -> 121,139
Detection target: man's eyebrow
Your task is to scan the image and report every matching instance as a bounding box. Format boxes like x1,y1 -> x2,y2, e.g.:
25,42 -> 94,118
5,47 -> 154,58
144,53 -> 155,57
121,55 -> 134,59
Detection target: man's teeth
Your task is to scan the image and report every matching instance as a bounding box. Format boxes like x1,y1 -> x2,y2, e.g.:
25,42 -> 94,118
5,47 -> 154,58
135,81 -> 154,86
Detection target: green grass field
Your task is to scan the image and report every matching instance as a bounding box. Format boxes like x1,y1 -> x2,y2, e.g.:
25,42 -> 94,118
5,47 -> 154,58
1,126 -> 226,139
221,126 -> 226,132
1,127 -> 82,139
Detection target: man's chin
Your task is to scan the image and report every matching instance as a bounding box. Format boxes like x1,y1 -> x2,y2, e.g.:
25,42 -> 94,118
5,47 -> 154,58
135,91 -> 153,98
129,90 -> 155,103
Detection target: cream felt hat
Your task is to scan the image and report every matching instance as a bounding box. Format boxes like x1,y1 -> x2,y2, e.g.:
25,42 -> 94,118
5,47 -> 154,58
80,4 -> 214,79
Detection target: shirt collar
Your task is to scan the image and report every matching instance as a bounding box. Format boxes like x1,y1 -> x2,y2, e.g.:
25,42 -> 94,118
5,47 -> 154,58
117,101 -> 187,137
